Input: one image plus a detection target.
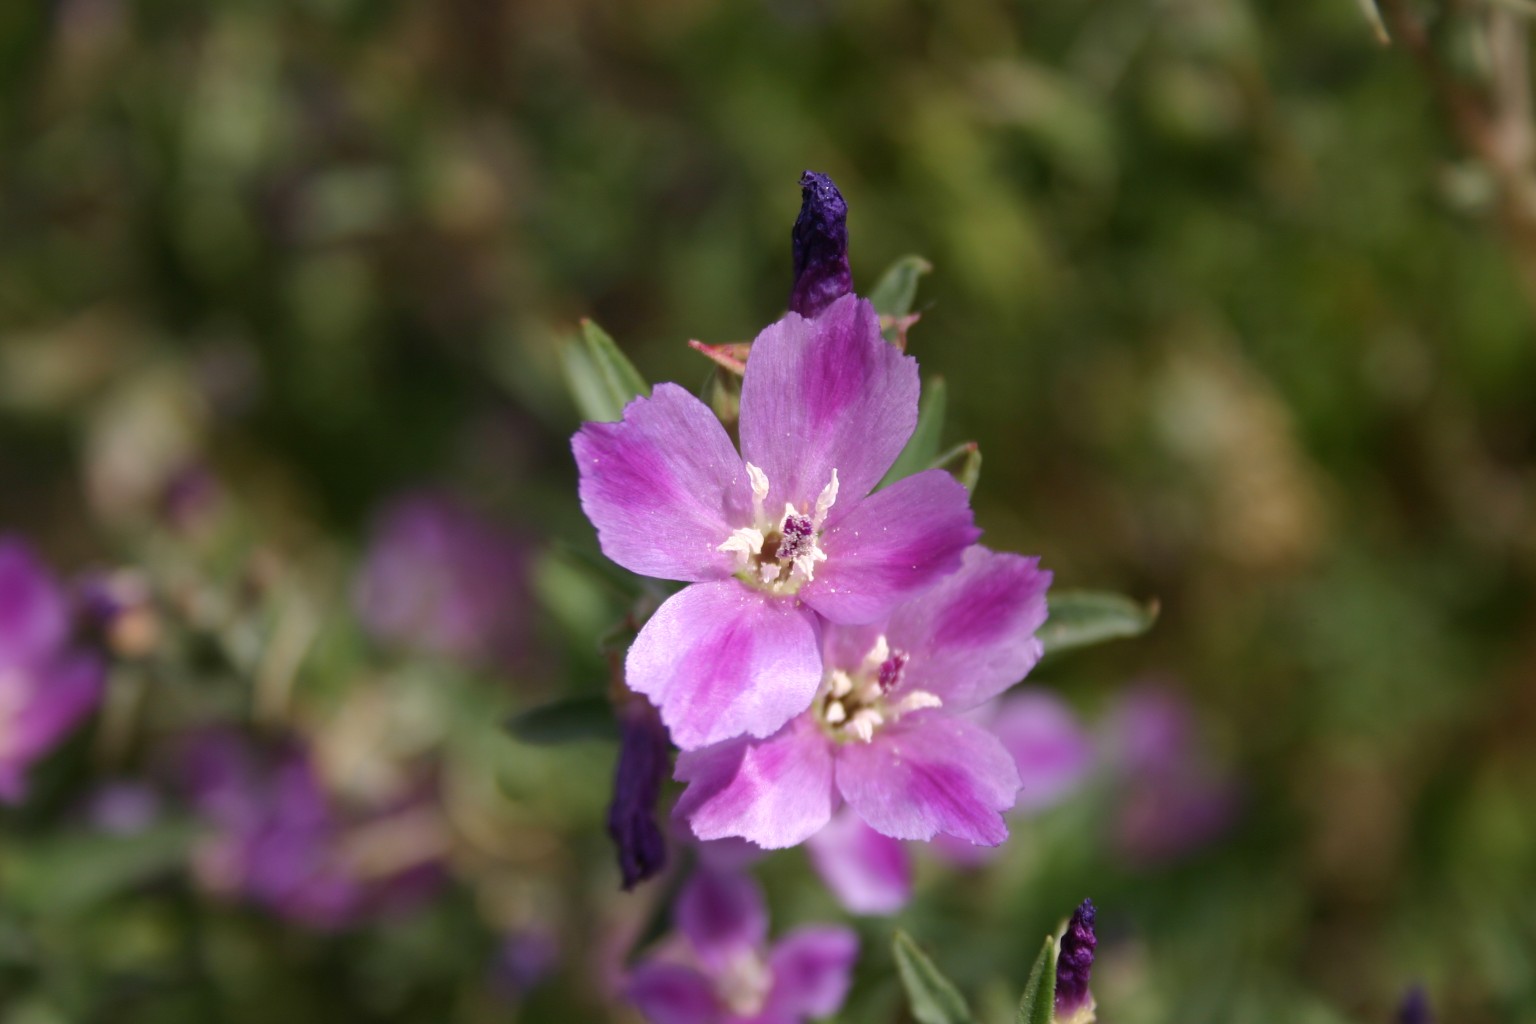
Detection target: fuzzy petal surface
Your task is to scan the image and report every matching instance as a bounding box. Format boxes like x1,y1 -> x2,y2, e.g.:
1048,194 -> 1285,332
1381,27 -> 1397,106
674,717 -> 837,849
627,581 -> 823,750
763,926 -> 859,1019
677,869 -> 769,971
738,295 -> 917,510
575,383 -> 751,582
835,712 -> 1020,846
806,810 -> 912,916
885,547 -> 1050,711
627,962 -> 721,1024
803,470 -> 978,625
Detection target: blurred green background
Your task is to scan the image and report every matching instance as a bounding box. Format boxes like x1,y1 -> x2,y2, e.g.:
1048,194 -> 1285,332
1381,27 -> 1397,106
1,0 -> 1534,1021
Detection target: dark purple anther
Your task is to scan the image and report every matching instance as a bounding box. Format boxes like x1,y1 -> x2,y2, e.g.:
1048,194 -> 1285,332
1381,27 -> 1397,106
877,652 -> 908,692
1054,898 -> 1097,1022
775,513 -> 816,562
1397,986 -> 1433,1024
607,699 -> 671,890
789,171 -> 852,318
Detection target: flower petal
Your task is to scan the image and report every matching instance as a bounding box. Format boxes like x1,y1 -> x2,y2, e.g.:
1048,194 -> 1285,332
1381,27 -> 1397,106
738,295 -> 918,510
802,470 -> 979,625
626,962 -> 721,1024
627,581 -> 823,750
806,809 -> 912,916
763,926 -> 859,1019
0,538 -> 69,669
676,869 -> 769,971
574,383 -> 750,582
835,713 -> 1020,846
884,547 -> 1051,710
989,690 -> 1093,814
674,717 -> 837,849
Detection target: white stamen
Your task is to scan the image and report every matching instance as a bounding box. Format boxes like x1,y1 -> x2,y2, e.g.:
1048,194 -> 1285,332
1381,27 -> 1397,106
824,700 -> 847,724
867,635 -> 890,668
745,462 -> 770,508
896,691 -> 943,714
717,527 -> 764,567
849,708 -> 884,743
791,546 -> 827,584
828,670 -> 854,698
812,469 -> 839,528
757,563 -> 782,585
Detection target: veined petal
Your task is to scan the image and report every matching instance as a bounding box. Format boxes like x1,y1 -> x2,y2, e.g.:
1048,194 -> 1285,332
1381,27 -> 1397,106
738,296 -> 918,511
806,809 -> 912,916
627,581 -> 823,750
676,870 -> 769,972
802,470 -> 978,625
885,547 -> 1051,711
674,717 -> 837,849
626,962 -> 722,1024
0,539 -> 69,669
763,926 -> 859,1019
835,713 -> 1020,846
574,384 -> 751,582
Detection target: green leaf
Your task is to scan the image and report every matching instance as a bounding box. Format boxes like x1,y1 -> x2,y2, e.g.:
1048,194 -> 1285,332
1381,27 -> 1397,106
506,696 -> 617,745
893,930 -> 976,1024
930,440 -> 981,492
869,255 -> 933,318
882,377 -> 947,485
1,821 -> 199,918
1038,590 -> 1160,657
1016,935 -> 1058,1024
1352,0 -> 1390,44
562,318 -> 650,422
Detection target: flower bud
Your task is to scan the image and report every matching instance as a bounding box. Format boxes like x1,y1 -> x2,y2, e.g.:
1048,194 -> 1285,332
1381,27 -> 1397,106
789,171 -> 852,318
607,699 -> 670,889
1054,898 -> 1097,1024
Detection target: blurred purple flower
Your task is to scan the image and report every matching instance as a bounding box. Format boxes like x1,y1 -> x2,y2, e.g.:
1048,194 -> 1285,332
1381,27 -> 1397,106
789,171 -> 852,318
1397,986 -> 1433,1024
674,547 -> 1049,849
626,869 -> 857,1024
85,781 -> 161,835
353,492 -> 530,669
575,293 -> 976,751
490,928 -> 560,1000
994,689 -> 1095,814
1104,685 -> 1239,864
1054,898 -> 1097,1024
183,731 -> 442,930
806,809 -> 911,916
609,699 -> 671,889
0,537 -> 105,802
159,462 -> 222,535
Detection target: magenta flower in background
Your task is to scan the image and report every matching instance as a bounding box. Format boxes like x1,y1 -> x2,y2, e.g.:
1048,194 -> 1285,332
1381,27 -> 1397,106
626,869 -> 857,1024
183,732 -> 442,930
0,537 -> 105,802
353,491 -> 529,669
806,809 -> 912,915
673,546 -> 1049,849
575,291 -> 978,750
1054,898 -> 1098,1024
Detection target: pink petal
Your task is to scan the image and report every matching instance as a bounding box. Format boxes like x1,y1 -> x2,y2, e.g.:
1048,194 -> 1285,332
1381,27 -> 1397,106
763,926 -> 859,1019
885,547 -> 1051,711
676,870 -> 769,971
806,809 -> 912,916
7,653 -> 103,762
990,690 -> 1093,814
626,962 -> 722,1024
835,713 -> 1020,846
674,717 -> 837,849
0,538 -> 69,669
802,470 -> 979,625
574,383 -> 751,582
628,581 -> 823,751
738,296 -> 918,512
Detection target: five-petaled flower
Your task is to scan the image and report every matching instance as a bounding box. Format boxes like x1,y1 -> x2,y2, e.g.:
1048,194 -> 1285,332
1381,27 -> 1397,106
0,537 -> 105,802
574,294 -> 978,750
626,868 -> 857,1024
672,546 -> 1050,849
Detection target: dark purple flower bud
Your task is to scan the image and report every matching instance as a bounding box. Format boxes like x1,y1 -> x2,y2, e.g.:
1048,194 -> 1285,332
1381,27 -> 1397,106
1397,986 -> 1433,1024
1054,899 -> 1097,1023
608,699 -> 670,889
789,170 -> 852,318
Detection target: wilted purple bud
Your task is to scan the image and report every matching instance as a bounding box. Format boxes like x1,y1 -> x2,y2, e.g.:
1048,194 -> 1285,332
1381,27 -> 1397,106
1054,899 -> 1097,1024
1397,986 -> 1433,1024
789,170 -> 852,317
608,699 -> 670,889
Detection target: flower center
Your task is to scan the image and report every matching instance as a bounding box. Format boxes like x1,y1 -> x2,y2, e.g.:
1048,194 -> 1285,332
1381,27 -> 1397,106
717,949 -> 773,1017
813,635 -> 941,743
717,463 -> 839,596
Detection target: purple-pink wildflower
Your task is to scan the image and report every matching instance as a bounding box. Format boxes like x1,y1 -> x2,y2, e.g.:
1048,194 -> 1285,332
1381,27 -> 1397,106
672,546 -> 1049,849
575,293 -> 978,751
806,809 -> 912,916
1054,898 -> 1097,1024
626,868 -> 857,1024
0,537 -> 105,802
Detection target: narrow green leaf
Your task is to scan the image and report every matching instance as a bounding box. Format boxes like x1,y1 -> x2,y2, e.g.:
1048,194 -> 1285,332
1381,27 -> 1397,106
506,696 -> 617,745
1352,0 -> 1390,44
1038,590 -> 1159,657
930,441 -> 981,492
562,318 -> 650,422
882,377 -> 947,485
869,255 -> 933,318
1016,935 -> 1058,1024
893,930 -> 976,1024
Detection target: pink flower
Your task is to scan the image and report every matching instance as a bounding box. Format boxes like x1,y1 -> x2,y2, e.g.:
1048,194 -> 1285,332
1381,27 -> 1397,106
626,869 -> 857,1024
673,547 -> 1050,849
574,294 -> 978,750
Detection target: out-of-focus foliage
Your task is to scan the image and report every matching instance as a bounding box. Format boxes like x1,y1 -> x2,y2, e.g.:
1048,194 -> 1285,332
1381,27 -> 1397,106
1,0 -> 1534,1022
